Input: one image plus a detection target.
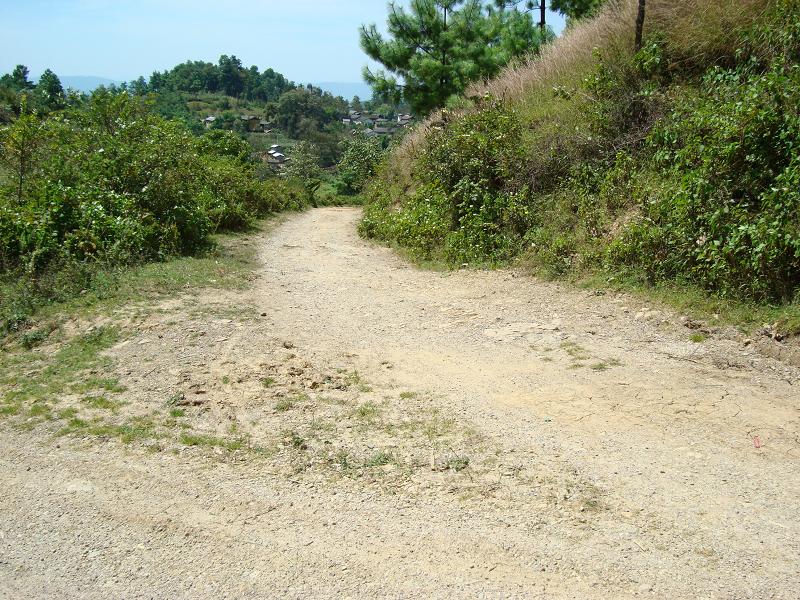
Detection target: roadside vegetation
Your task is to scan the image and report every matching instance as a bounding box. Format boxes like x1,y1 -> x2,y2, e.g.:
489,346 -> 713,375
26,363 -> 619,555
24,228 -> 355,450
359,0 -> 800,335
0,89 -> 309,335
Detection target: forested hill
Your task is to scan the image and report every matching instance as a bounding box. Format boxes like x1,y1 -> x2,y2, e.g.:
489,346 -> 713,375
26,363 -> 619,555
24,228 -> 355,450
137,56 -> 297,103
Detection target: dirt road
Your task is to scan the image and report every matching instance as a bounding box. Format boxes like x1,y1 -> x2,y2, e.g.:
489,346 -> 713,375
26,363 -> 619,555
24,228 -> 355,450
1,207 -> 798,599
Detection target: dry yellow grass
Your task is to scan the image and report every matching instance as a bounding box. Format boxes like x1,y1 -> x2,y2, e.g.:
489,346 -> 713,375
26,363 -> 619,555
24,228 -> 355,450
391,0 -> 771,175
471,0 -> 636,102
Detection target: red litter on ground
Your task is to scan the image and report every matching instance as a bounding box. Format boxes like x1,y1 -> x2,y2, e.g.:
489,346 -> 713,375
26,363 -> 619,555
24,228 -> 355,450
753,436 -> 762,449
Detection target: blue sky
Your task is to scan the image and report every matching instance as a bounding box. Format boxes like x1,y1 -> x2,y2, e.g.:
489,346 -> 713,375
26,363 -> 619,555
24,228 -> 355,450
1,0 -> 566,84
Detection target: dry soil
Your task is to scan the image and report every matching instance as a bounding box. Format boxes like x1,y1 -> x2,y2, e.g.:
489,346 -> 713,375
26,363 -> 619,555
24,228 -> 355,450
1,207 -> 798,599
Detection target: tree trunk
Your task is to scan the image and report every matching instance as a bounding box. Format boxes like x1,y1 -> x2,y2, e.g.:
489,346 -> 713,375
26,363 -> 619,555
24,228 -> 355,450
635,0 -> 646,52
540,0 -> 546,33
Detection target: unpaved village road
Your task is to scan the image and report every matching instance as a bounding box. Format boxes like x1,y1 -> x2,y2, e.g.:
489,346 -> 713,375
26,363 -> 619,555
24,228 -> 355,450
1,207 -> 799,599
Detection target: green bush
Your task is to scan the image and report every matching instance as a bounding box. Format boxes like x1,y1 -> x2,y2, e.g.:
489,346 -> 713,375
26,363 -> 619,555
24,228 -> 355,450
334,133 -> 386,196
360,100 -> 532,263
606,7 -> 800,301
0,89 -> 309,330
361,0 -> 800,302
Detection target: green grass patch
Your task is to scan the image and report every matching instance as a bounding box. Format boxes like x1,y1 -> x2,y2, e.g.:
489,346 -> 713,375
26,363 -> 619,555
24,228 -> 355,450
71,377 -> 127,394
354,401 -> 380,420
0,224 -> 267,339
576,274 -> 800,337
0,326 -> 121,408
180,433 -> 246,451
445,455 -> 470,472
0,326 -> 127,436
364,450 -> 395,468
561,341 -> 592,361
344,371 -> 373,393
277,399 -> 294,412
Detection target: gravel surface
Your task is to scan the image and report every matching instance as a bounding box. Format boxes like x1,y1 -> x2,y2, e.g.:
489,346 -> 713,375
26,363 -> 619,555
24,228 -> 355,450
1,207 -> 798,599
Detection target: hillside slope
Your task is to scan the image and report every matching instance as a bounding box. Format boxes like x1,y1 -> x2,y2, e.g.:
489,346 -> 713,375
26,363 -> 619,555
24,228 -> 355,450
360,0 -> 799,319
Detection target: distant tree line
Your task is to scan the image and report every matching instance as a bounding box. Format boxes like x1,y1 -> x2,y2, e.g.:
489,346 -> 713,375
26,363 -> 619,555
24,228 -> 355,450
142,55 -> 296,103
0,65 -> 68,121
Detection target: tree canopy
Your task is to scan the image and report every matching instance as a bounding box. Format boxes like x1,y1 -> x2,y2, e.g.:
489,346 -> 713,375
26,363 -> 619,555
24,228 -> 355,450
36,69 -> 66,111
147,56 -> 296,103
550,0 -> 606,20
360,0 -> 553,115
0,65 -> 68,119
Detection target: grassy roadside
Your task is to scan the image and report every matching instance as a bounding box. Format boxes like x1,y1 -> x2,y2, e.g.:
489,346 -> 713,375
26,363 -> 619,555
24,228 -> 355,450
1,220 -> 275,342
0,222 -> 267,445
366,235 -> 800,339
561,271 -> 800,339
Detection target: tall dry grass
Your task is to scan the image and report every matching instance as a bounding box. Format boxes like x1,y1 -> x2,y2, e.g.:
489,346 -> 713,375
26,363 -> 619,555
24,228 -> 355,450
472,0 -> 769,101
471,0 -> 636,102
655,0 -> 771,66
390,0 -> 771,184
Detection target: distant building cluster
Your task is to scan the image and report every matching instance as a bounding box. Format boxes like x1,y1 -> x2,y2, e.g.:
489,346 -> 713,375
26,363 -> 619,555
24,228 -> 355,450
343,111 -> 414,136
241,115 -> 271,133
202,111 -> 413,138
265,144 -> 288,166
202,115 -> 272,133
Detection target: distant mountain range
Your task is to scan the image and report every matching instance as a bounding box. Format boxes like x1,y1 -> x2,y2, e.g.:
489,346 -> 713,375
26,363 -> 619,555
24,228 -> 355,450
314,82 -> 372,101
59,76 -> 122,93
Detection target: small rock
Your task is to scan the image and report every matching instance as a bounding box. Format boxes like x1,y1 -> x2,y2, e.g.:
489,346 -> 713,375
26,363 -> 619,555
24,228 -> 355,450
283,341 -> 295,349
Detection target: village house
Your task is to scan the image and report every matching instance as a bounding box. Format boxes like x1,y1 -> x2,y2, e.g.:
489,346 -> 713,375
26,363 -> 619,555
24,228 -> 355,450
265,143 -> 290,169
347,108 -> 415,137
202,115 -> 216,129
397,113 -> 414,127
240,115 -> 261,132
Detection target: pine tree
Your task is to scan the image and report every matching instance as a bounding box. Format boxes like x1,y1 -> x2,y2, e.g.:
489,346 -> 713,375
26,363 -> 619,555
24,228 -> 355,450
360,0 -> 551,115
37,69 -> 66,110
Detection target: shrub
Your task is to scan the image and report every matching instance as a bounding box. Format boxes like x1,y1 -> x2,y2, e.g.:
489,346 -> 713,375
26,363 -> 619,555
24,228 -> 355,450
607,5 -> 800,301
361,99 -> 532,263
334,132 -> 386,195
0,89 -> 309,330
361,0 -> 800,302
